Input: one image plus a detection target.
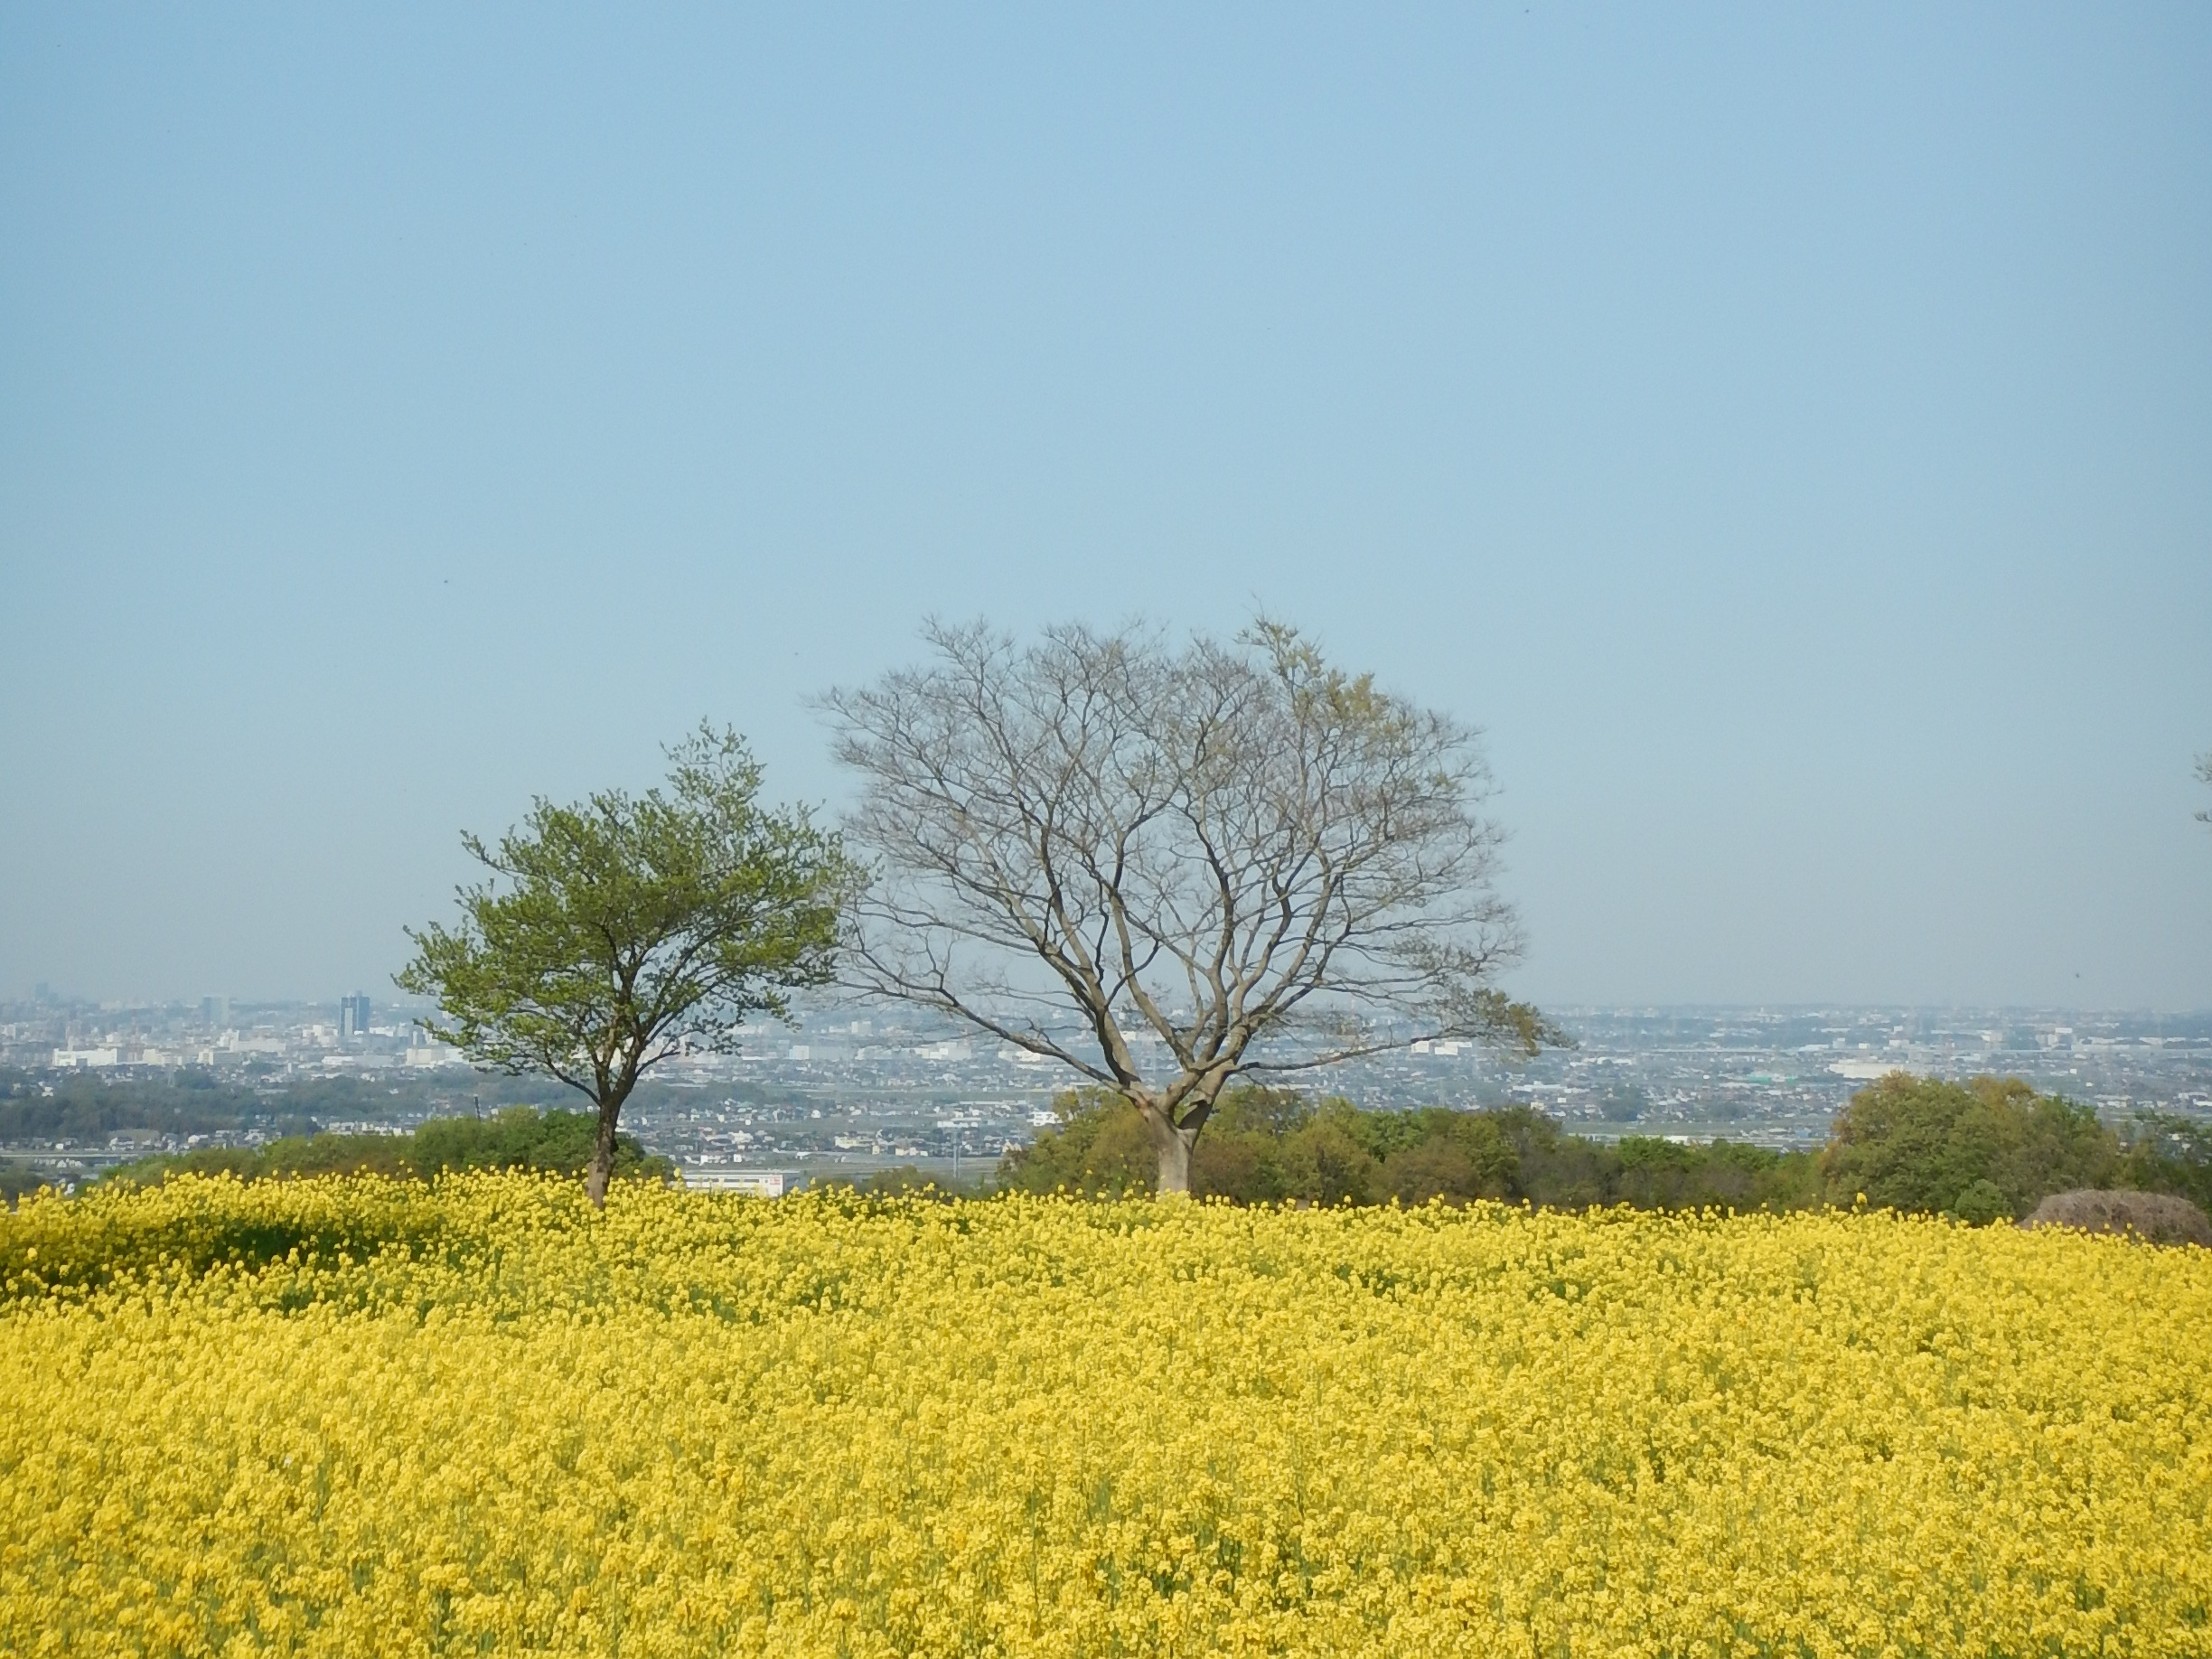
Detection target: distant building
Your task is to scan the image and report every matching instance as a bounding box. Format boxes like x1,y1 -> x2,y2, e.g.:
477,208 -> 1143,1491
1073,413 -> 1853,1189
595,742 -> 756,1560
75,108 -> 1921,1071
52,1045 -> 173,1068
680,1167 -> 805,1197
201,995 -> 230,1029
339,994 -> 371,1039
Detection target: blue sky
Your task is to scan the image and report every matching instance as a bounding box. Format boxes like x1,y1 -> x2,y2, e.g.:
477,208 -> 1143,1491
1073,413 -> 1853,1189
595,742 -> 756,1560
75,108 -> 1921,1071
3,4 -> 2207,1008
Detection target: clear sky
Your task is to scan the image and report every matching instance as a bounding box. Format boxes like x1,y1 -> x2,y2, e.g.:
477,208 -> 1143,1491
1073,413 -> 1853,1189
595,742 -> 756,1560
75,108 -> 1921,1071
3,5 -> 2207,1010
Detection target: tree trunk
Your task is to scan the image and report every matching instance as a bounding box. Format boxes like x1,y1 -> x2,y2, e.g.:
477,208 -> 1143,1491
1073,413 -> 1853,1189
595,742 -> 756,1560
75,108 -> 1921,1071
1142,1104 -> 1201,1198
585,1096 -> 624,1210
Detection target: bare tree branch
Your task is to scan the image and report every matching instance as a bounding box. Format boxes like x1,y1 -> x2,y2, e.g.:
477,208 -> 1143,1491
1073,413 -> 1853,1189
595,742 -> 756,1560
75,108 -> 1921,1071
818,618 -> 1561,1195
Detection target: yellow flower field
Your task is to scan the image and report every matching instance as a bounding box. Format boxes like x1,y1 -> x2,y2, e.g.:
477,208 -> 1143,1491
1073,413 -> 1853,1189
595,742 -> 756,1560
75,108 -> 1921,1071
3,1175 -> 2209,1657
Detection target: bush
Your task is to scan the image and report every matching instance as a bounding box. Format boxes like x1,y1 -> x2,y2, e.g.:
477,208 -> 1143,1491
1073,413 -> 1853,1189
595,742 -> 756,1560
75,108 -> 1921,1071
1,1162 -> 52,1206
1608,1134 -> 1822,1213
1951,1178 -> 2010,1226
1278,1118 -> 1380,1206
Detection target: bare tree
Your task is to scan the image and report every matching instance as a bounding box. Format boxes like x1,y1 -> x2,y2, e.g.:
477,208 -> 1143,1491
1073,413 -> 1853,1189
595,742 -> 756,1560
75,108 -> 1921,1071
819,619 -> 1559,1195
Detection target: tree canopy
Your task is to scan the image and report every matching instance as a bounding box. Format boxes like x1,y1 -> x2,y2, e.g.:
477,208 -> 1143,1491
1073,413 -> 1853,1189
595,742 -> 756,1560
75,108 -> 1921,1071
397,727 -> 854,1205
1001,1073 -> 2209,1226
821,618 -> 1558,1195
1818,1073 -> 2120,1219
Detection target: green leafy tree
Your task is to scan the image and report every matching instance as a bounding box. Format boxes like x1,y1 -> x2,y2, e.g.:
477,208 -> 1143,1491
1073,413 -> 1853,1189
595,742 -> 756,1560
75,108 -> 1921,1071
1820,1073 -> 2118,1220
1606,1136 -> 1819,1212
397,728 -> 854,1206
1952,1178 -> 2010,1226
1185,1087 -> 1318,1202
1376,1117 -> 1517,1204
995,1088 -> 1157,1196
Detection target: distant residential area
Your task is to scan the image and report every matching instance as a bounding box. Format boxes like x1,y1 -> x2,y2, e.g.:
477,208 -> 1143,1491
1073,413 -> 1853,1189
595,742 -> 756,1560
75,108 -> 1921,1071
5,987 -> 2206,1195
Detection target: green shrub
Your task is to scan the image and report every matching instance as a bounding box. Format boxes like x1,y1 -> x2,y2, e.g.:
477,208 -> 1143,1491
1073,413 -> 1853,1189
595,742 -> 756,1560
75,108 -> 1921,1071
1951,1178 -> 2010,1226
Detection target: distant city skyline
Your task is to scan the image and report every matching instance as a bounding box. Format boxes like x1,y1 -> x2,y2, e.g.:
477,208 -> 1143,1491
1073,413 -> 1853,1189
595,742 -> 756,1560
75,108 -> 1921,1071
3,5 -> 2207,1008
7,989 -> 2206,1191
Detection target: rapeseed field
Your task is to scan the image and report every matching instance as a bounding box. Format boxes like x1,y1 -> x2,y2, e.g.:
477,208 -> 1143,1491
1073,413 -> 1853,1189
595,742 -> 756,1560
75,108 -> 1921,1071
3,1174 -> 2208,1656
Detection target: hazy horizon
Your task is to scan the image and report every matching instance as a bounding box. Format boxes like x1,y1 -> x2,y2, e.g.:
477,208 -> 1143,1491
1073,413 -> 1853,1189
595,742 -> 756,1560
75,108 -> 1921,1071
5,5 -> 2208,1009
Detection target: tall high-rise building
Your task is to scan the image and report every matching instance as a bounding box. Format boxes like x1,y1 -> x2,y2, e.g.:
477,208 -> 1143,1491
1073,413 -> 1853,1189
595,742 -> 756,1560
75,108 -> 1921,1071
339,994 -> 371,1039
200,995 -> 230,1029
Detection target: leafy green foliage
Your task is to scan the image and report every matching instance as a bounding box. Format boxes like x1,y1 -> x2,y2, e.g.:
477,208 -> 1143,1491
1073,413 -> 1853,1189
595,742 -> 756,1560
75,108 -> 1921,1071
999,1087 -> 1819,1213
2117,1111 -> 2212,1213
0,1161 -> 52,1205
399,727 -> 853,1095
1952,1179 -> 2010,1226
397,726 -> 856,1202
95,1108 -> 670,1190
992,1088 -> 1158,1198
1008,1073 -> 2173,1222
1819,1073 -> 2119,1219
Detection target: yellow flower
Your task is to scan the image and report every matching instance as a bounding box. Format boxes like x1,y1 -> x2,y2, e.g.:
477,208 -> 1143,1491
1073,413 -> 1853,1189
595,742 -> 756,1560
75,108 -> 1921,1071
1,1173 -> 2207,1655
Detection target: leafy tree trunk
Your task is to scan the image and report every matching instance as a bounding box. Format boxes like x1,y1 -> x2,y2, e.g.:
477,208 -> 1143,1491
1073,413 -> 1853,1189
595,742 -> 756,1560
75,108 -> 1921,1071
585,1097 -> 624,1209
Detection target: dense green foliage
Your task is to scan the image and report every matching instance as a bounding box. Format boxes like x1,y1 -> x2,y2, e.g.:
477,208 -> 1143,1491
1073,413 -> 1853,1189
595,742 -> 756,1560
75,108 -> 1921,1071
92,1108 -> 670,1190
397,726 -> 854,1204
1003,1073 -> 2212,1222
0,1162 -> 50,1206
998,1087 -> 1821,1213
1819,1073 -> 2122,1219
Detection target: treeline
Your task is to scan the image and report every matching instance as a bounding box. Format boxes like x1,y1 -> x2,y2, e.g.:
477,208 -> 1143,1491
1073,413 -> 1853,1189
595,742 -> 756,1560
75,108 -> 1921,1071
0,1068 -> 767,1147
998,1073 -> 2212,1221
95,1108 -> 670,1189
1,1067 -> 327,1144
1824,1073 -> 2212,1219
34,1070 -> 2212,1226
998,1088 -> 1821,1212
